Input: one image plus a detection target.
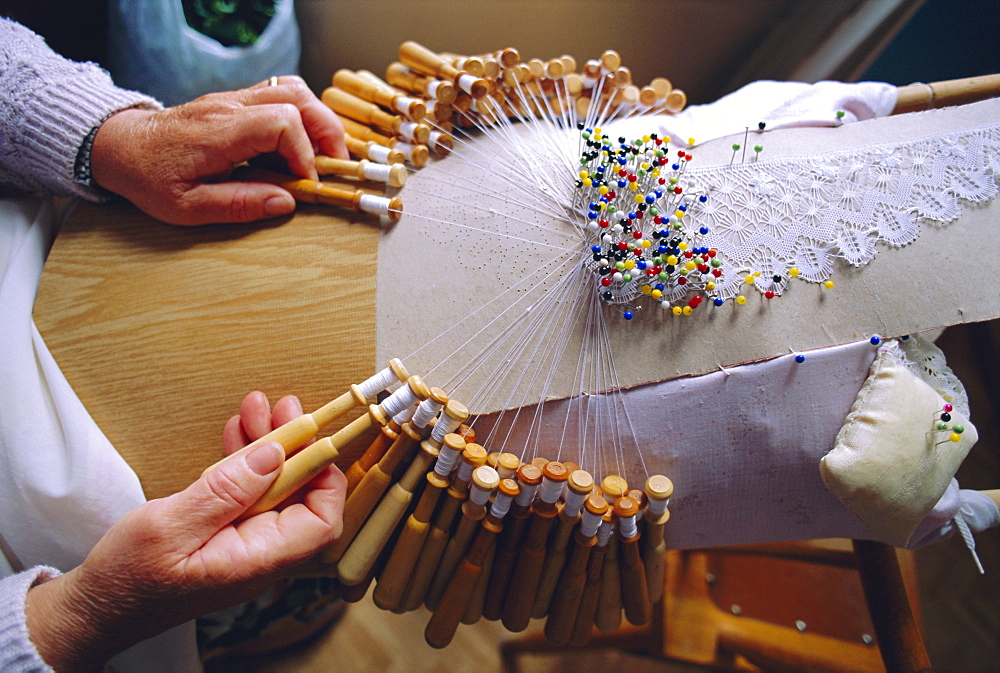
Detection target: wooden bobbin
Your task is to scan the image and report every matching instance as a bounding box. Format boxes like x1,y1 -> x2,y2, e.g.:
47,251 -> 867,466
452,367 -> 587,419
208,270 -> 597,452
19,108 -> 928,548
424,464 -> 498,612
322,87 -> 430,145
237,374 -> 427,520
333,69 -> 427,122
338,570 -> 375,603
343,420 -> 399,497
501,461 -> 569,632
495,452 -> 520,479
482,463 -> 542,621
315,156 -> 408,188
544,494 -> 609,645
372,435 -> 463,610
615,496 -> 652,626
337,114 -> 430,168
343,386 -> 445,495
461,538 -> 495,626
204,359 -> 407,475
235,167 -> 404,221
399,41 -> 489,99
664,88 -> 687,114
336,438 -> 437,585
321,382 -> 436,565
594,512 -> 623,633
384,62 -> 458,105
569,513 -> 614,646
424,478 -> 518,648
531,468 -> 594,618
398,442 -> 487,613
343,135 -> 405,165
642,475 -> 673,604
335,399 -> 468,584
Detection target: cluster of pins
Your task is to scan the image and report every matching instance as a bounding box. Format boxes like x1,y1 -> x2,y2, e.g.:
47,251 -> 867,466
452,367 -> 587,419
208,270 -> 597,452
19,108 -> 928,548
311,41 -> 688,219
576,129 -> 725,318
213,359 -> 674,648
932,403 -> 966,445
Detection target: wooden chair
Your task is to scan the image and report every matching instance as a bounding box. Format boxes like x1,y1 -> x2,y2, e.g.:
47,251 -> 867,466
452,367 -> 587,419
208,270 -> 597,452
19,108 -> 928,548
502,538 -> 930,673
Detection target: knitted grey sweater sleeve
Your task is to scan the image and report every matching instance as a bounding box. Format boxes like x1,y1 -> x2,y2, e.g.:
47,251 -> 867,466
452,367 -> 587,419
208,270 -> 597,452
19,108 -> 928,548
0,18 -> 161,200
0,567 -> 60,672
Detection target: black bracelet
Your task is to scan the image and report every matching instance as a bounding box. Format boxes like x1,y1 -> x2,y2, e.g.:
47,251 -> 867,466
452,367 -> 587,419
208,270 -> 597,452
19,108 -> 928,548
73,112 -> 116,189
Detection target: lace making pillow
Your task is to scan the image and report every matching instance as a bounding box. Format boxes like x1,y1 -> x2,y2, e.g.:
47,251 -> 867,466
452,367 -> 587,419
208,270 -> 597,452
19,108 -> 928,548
820,341 -> 978,547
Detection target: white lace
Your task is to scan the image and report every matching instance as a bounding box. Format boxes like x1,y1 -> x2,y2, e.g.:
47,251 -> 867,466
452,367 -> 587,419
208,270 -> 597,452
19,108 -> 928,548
895,334 -> 971,417
683,124 -> 1000,299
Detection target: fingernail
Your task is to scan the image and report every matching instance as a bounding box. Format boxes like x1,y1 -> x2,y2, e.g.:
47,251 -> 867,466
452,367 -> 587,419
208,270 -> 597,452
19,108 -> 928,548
264,195 -> 295,217
246,442 -> 284,475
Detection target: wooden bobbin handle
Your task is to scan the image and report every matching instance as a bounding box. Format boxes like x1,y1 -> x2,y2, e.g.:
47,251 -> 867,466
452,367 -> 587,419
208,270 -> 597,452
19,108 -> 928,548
336,445 -> 437,584
424,522 -> 499,648
385,62 -> 458,104
399,41 -> 489,98
322,453 -> 396,565
595,536 -> 622,633
322,87 -> 400,135
544,532 -> 595,645
236,167 -> 404,221
615,498 -> 652,626
203,388 -> 360,476
372,473 -> 447,610
343,425 -> 398,496
643,475 -> 673,604
894,74 -> 1000,114
399,40 -> 460,82
398,522 -> 449,613
238,412 -> 372,519
501,512 -> 556,632
315,156 -> 408,188
333,69 -> 427,121
462,540 -> 495,625
569,542 -> 610,646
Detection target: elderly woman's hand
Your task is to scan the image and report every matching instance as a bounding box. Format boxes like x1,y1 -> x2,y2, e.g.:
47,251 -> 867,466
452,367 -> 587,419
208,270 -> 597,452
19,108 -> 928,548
24,398 -> 346,671
90,76 -> 347,226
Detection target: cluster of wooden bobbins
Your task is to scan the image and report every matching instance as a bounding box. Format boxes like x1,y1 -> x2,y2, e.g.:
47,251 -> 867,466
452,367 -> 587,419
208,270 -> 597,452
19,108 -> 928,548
209,360 -> 674,648
267,41 -> 688,222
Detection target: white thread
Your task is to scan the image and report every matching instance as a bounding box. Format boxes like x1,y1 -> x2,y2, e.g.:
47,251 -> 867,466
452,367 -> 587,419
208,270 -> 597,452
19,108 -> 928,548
515,481 -> 540,506
618,514 -> 638,539
362,162 -> 393,183
456,73 -> 480,96
539,477 -> 564,504
358,193 -> 392,217
562,488 -> 588,517
357,365 -> 399,400
398,121 -> 422,145
411,397 -> 443,429
394,96 -> 419,117
434,444 -> 463,476
426,80 -> 442,99
647,497 -> 670,516
366,144 -> 394,164
596,519 -> 614,546
379,383 -> 419,419
391,405 -> 416,425
395,142 -> 417,161
456,459 -> 475,483
428,130 -> 449,153
580,509 -> 602,537
430,411 -> 464,442
490,491 -> 514,518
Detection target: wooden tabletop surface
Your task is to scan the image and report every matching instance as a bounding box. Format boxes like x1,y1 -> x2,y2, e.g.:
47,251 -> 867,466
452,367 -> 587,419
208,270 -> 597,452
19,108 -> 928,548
34,199 -> 381,500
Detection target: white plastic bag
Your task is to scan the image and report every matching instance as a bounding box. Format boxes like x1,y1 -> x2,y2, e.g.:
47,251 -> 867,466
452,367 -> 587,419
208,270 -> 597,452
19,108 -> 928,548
107,0 -> 301,106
